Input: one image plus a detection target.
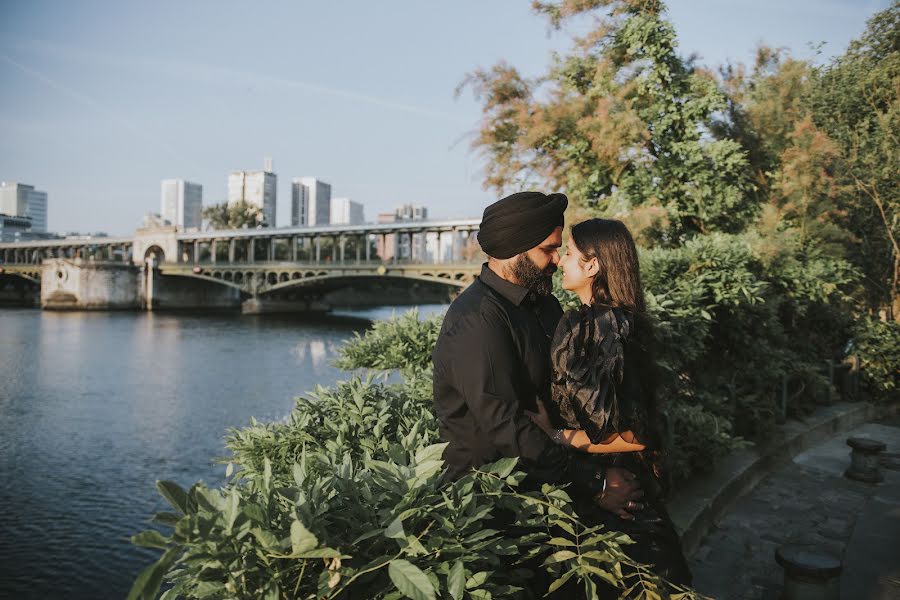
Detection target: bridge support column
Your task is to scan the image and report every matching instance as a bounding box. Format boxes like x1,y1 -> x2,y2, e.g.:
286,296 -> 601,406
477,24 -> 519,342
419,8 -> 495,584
356,236 -> 361,264
365,234 -> 370,262
248,239 -> 255,263
228,239 -> 235,263
193,241 -> 199,264
291,236 -> 297,262
144,258 -> 156,310
269,237 -> 276,261
339,236 -> 346,263
211,240 -> 217,264
315,237 -> 321,263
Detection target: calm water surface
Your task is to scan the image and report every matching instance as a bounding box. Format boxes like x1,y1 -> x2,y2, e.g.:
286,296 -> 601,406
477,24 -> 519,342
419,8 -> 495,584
0,307 -> 442,599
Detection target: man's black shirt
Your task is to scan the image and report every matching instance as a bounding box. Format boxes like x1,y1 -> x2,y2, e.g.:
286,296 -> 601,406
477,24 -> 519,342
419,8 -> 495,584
431,263 -> 569,483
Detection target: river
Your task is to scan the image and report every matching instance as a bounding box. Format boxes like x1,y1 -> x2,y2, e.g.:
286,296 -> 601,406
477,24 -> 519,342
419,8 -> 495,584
0,306 -> 443,599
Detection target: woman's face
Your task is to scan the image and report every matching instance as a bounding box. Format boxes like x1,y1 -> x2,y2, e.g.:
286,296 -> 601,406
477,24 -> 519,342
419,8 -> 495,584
559,238 -> 596,296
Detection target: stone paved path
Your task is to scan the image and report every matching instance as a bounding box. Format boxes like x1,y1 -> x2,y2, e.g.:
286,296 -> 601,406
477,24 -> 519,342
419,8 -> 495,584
689,418 -> 900,600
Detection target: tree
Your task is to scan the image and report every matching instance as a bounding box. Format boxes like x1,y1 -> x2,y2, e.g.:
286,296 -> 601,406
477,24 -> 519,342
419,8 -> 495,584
202,200 -> 265,230
809,4 -> 899,318
460,0 -> 756,244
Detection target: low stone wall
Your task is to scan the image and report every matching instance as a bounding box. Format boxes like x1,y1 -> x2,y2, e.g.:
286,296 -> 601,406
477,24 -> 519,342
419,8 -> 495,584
667,401 -> 890,557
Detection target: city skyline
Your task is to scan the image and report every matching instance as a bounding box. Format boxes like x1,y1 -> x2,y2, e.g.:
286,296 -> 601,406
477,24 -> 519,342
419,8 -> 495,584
1,0 -> 889,235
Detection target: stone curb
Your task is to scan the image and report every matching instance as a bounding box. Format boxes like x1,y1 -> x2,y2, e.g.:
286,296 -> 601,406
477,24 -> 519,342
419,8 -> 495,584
666,401 -> 891,558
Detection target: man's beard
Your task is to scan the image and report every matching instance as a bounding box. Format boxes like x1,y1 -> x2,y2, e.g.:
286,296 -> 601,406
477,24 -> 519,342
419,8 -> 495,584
511,253 -> 556,296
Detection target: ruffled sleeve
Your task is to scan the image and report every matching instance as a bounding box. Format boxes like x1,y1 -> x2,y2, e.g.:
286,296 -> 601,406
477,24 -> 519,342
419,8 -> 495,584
549,304 -> 645,444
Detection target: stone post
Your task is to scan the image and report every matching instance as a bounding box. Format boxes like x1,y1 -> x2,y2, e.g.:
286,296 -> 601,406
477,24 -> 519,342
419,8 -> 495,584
775,545 -> 842,600
845,437 -> 886,483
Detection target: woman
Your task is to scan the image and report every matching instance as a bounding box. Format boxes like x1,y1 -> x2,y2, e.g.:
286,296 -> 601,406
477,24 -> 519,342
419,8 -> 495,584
527,218 -> 692,587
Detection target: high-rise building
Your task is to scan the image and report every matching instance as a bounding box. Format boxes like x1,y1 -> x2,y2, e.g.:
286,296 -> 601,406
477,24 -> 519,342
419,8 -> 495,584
330,197 -> 364,225
0,182 -> 48,232
376,204 -> 429,261
292,177 -> 331,226
228,158 -> 276,226
291,182 -> 308,226
160,179 -> 202,229
394,204 -> 427,222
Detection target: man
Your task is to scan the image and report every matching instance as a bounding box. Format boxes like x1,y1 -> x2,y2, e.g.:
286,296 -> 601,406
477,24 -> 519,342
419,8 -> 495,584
431,190 -> 641,517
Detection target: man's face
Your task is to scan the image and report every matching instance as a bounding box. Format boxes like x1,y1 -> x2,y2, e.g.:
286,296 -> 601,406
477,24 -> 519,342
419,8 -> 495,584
510,226 -> 562,296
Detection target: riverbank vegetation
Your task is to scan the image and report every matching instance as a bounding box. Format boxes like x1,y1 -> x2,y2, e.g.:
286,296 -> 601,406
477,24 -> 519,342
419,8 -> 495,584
130,1 -> 897,598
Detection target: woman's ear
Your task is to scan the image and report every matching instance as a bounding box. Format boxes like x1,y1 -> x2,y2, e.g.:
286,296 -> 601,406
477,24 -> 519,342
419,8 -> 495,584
586,257 -> 600,277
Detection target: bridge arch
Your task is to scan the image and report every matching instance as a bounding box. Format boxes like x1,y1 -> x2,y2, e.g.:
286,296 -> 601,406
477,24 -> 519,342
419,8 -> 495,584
144,245 -> 166,265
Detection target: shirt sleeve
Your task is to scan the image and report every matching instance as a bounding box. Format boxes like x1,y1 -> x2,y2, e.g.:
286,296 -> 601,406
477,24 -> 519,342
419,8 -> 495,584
444,309 -> 570,485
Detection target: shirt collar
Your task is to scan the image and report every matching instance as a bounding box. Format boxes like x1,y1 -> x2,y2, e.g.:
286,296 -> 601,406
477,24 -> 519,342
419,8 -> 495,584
479,262 -> 532,306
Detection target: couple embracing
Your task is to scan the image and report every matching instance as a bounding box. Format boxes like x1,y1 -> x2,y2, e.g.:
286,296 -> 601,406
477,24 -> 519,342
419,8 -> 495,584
432,191 -> 692,594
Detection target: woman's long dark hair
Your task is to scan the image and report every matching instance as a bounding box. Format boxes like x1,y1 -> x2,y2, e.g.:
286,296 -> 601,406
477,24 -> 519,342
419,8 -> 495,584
570,218 -> 645,313
571,219 -> 670,491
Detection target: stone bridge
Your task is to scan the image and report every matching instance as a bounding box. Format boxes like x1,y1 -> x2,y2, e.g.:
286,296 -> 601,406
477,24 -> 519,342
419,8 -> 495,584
0,219 -> 484,313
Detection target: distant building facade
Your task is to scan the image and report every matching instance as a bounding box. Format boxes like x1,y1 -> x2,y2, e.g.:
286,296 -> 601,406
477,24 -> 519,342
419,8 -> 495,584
0,213 -> 33,243
160,179 -> 202,229
330,197 -> 364,225
292,177 -> 331,226
228,158 -> 276,226
0,181 -> 48,232
376,204 -> 429,261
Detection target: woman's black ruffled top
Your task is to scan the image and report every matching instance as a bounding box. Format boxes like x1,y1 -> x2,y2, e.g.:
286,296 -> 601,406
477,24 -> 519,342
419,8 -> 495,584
549,303 -> 650,446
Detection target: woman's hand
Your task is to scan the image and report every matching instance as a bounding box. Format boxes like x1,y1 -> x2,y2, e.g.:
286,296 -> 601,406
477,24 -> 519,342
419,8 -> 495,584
525,399 -> 554,436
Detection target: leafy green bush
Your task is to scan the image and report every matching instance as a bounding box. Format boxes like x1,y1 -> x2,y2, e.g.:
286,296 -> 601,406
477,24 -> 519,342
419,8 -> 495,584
852,317 -> 900,402
130,374 -> 703,600
335,308 -> 443,375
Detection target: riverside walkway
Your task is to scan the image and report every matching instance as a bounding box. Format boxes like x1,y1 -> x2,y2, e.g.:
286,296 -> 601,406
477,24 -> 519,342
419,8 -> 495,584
688,412 -> 900,599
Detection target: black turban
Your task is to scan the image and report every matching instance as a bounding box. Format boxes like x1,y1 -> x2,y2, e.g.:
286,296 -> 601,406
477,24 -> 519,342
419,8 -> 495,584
477,191 -> 568,259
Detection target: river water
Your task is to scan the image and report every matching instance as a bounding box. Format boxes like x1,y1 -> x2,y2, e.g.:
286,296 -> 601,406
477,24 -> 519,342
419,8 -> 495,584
0,306 -> 442,599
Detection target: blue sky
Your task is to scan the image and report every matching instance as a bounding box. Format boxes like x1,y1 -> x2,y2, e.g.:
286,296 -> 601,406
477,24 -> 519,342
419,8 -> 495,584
0,0 -> 889,235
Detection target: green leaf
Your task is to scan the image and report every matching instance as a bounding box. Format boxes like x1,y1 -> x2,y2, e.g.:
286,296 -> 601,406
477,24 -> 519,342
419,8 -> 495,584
251,528 -> 279,549
156,480 -> 189,514
414,442 -> 448,465
542,550 -> 577,565
448,560 -> 465,600
291,519 -> 318,554
466,571 -> 489,589
125,547 -> 180,600
131,530 -> 169,549
486,457 -> 518,478
546,537 -> 576,547
385,515 -> 406,540
388,559 -> 436,600
546,568 -> 577,595
224,488 -> 239,534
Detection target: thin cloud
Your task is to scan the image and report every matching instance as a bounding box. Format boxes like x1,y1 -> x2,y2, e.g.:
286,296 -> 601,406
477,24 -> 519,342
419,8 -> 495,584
6,36 -> 470,124
1,53 -> 189,163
